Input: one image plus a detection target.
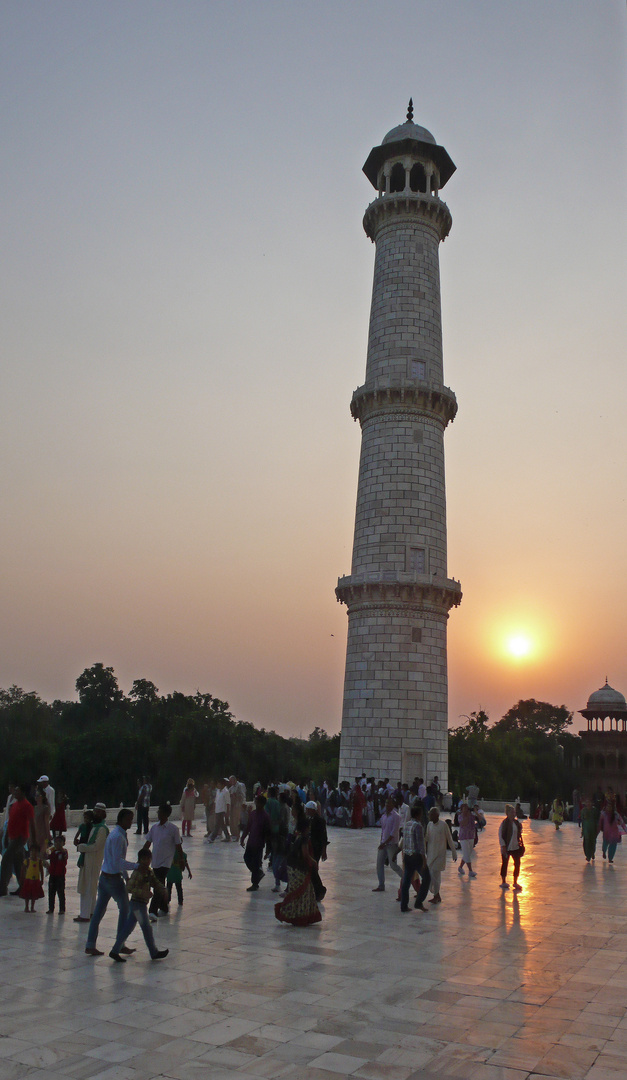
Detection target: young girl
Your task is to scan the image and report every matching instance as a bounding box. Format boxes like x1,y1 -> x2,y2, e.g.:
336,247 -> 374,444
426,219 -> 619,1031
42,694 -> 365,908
166,847 -> 192,905
19,841 -> 45,912
45,834 -> 68,913
180,779 -> 198,837
457,802 -> 478,878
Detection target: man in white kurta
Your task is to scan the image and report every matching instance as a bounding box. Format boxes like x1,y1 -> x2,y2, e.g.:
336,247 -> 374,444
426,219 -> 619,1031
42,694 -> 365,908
228,776 -> 246,841
38,774 -> 55,819
425,807 -> 457,904
75,804 -> 109,920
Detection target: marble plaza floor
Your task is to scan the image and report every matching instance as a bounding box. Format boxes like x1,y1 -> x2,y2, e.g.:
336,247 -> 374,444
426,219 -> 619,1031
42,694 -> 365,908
1,815 -> 627,1080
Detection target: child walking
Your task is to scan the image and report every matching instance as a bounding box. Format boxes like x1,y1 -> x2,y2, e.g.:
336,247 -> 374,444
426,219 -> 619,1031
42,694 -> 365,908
109,849 -> 169,962
46,835 -> 68,913
19,841 -> 45,912
166,847 -> 192,905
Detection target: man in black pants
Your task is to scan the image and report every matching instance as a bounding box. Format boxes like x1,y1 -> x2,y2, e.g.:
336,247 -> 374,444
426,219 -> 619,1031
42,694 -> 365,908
399,804 -> 431,912
135,777 -> 152,835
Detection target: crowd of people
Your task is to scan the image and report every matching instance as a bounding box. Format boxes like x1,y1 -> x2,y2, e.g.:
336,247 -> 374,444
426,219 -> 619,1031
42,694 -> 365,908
2,771 -> 625,959
322,774 -> 453,829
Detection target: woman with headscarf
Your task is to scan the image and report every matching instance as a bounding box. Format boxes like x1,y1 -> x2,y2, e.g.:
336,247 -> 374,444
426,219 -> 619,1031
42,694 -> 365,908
598,800 -> 625,864
551,797 -> 564,831
274,818 -> 322,927
581,796 -> 599,862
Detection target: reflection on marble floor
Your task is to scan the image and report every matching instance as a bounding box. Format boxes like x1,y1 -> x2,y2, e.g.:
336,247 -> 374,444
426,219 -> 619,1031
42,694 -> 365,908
1,814 -> 626,1080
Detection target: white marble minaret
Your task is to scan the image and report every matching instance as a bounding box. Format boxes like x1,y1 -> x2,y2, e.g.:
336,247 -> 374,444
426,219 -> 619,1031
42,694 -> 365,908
337,102 -> 462,788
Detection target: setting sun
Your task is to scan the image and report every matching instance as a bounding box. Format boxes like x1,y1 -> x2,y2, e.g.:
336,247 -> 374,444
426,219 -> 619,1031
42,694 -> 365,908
507,634 -> 533,659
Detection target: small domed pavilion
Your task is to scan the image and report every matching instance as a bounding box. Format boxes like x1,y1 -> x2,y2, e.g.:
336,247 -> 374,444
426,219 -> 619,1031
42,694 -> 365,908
579,680 -> 627,799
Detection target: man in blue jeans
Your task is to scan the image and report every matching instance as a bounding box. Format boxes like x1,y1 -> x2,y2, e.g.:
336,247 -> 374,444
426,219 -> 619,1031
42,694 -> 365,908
85,808 -> 137,958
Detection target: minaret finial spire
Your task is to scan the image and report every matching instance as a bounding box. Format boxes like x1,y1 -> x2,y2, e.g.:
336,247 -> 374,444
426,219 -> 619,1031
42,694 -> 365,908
406,97 -> 414,123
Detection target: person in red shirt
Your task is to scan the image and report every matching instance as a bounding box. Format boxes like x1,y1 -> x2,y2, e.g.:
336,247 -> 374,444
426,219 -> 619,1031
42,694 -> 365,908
45,835 -> 68,913
0,784 -> 35,896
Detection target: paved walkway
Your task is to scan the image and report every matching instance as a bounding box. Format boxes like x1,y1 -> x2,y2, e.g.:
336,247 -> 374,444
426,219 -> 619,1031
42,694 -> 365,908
0,814 -> 625,1080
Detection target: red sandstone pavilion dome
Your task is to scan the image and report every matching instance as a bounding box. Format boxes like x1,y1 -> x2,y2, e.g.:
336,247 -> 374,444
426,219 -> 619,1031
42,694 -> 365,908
579,680 -> 627,800
579,679 -> 627,730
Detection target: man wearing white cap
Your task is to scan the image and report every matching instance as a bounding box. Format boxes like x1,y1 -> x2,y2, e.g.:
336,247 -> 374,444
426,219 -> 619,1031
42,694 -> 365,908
38,775 -> 55,819
74,803 -> 109,922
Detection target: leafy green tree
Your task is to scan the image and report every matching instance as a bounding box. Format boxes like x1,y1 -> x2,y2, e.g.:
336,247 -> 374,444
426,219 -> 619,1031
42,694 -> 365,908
493,699 -> 572,738
308,727 -> 330,743
75,663 -> 125,715
129,679 -> 159,703
0,686 -> 55,790
450,699 -> 580,804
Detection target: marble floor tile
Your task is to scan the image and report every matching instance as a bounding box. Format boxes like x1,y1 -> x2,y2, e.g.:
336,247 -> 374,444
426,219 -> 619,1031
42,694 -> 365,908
84,1045 -> 142,1064
309,1051 -> 370,1074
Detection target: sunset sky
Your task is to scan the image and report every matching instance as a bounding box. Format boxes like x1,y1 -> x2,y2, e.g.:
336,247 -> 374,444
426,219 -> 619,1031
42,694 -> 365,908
2,1 -> 625,737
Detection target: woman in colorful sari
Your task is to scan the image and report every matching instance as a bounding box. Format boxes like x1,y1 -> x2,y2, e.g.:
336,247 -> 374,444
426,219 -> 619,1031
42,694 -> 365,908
598,802 -> 625,864
350,781 -> 366,829
551,798 -> 564,830
274,819 -> 321,927
581,796 -> 599,862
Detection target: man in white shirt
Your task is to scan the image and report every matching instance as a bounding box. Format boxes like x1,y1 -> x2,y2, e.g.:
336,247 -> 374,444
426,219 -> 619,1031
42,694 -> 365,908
396,792 -> 410,830
37,774 -> 55,819
142,802 -> 183,916
208,779 -> 231,842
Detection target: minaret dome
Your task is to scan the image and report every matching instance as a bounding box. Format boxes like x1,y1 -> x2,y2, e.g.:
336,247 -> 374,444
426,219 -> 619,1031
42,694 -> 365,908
363,101 -> 456,198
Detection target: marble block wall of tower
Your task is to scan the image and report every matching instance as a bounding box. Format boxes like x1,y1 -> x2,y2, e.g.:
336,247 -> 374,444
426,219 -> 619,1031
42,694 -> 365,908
337,105 -> 461,788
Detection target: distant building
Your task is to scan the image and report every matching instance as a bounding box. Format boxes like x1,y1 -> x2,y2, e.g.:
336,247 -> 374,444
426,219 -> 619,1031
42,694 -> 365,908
579,680 -> 627,799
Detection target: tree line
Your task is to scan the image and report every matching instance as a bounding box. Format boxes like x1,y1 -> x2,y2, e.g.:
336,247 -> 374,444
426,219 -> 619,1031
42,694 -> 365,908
448,699 -> 581,803
0,664 -> 340,807
1,664 -> 582,807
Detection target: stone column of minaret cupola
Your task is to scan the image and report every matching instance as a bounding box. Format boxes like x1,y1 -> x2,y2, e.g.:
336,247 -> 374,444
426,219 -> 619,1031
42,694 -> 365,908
336,103 -> 462,790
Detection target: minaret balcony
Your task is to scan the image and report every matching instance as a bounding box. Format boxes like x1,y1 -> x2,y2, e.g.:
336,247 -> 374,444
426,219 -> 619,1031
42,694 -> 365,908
363,193 -> 452,242
350,379 -> 457,427
336,572 -> 462,613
